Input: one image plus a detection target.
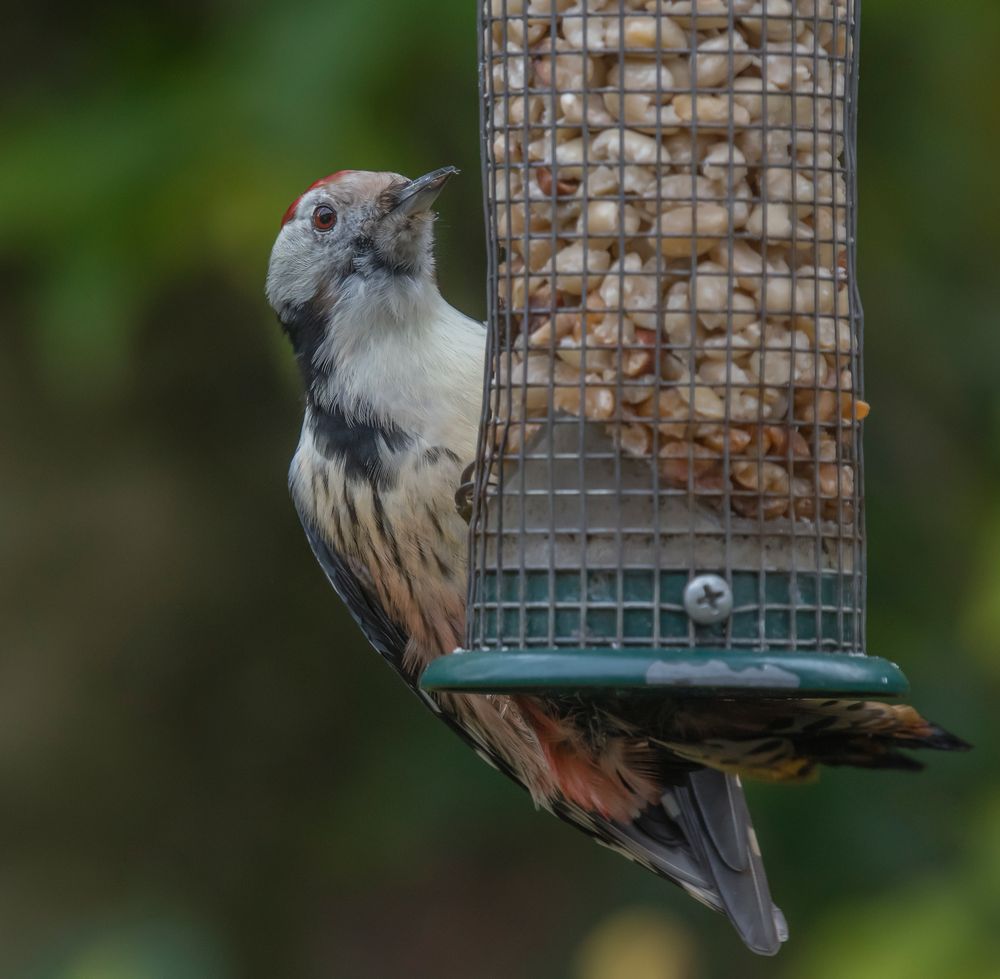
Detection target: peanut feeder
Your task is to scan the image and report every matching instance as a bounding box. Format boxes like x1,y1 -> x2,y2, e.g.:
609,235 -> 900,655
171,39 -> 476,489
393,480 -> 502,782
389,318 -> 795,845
422,0 -> 906,698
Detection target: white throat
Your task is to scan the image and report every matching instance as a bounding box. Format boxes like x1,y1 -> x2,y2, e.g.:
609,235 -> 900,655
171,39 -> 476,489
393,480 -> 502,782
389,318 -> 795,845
313,275 -> 486,458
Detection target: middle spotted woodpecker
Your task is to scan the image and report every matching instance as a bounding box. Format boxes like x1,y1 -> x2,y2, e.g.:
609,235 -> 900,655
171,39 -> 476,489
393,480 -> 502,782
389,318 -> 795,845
265,166 -> 968,955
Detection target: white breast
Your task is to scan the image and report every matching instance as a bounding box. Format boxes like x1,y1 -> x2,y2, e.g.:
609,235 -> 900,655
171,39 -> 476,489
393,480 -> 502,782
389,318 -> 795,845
314,280 -> 486,458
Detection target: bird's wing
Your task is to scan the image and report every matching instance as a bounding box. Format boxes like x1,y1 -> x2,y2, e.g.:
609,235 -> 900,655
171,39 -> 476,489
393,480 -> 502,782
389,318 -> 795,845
293,494 -> 409,668
291,492 -> 528,785
554,769 -> 786,956
292,494 -> 784,954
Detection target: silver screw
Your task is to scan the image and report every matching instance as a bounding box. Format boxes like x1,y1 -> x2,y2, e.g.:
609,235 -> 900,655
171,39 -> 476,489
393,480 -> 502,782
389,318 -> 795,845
683,574 -> 733,625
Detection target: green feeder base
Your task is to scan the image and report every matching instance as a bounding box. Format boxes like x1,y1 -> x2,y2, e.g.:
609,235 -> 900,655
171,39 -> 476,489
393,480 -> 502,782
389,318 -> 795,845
420,648 -> 909,699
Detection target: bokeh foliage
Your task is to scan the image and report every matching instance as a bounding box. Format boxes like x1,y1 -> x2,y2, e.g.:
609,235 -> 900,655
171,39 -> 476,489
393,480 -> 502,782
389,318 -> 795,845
1,1 -> 997,976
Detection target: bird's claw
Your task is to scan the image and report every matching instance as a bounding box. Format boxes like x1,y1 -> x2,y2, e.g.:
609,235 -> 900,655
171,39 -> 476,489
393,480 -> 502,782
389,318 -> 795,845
455,461 -> 478,523
455,461 -> 500,524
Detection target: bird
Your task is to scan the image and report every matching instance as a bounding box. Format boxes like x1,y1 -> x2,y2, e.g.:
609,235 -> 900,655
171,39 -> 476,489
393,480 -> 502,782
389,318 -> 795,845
265,166 -> 969,955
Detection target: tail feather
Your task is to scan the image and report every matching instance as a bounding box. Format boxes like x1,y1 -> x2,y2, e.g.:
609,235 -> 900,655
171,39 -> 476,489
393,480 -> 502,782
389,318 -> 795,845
687,767 -> 748,872
677,771 -> 786,955
576,769 -> 787,956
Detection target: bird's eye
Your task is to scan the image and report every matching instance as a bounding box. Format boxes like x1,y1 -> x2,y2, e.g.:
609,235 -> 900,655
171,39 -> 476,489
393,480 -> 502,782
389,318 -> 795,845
312,205 -> 337,231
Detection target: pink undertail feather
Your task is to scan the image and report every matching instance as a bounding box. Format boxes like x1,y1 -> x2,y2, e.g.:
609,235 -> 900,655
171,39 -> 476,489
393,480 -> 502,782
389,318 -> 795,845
514,697 -> 662,823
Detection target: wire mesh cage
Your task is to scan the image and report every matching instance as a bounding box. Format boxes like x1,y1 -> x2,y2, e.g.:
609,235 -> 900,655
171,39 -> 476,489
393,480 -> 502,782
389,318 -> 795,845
423,0 -> 906,697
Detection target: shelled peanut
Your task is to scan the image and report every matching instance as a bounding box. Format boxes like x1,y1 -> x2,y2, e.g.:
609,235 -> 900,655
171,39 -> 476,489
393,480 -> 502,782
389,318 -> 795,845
488,0 -> 863,522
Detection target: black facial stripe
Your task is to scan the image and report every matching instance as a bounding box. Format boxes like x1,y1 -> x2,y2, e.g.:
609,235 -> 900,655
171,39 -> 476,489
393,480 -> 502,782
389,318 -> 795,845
310,400 -> 412,491
277,300 -> 327,396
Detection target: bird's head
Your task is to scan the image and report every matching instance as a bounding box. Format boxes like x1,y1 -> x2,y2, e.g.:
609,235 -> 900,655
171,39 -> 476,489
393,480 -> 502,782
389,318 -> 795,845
265,167 -> 457,397
266,166 -> 456,315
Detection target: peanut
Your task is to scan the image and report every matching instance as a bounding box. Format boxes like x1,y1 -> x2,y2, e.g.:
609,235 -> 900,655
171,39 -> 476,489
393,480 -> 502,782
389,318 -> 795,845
488,0 -> 861,521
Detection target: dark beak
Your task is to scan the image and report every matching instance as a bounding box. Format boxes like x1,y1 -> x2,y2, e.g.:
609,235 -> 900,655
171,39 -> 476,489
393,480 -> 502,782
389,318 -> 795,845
391,166 -> 458,216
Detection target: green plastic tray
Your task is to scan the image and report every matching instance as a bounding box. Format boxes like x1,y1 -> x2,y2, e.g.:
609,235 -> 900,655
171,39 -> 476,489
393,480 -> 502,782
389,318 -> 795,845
420,648 -> 909,698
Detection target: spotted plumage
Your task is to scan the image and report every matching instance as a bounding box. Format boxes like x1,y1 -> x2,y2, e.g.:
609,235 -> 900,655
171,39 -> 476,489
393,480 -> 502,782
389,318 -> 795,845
266,167 -> 968,956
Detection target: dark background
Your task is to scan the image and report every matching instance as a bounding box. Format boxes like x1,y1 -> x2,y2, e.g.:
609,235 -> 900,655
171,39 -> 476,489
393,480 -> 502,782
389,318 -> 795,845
2,1 -> 998,976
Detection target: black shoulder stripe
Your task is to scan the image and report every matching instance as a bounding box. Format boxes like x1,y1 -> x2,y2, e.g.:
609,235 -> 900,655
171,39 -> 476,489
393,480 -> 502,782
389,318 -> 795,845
310,401 -> 411,491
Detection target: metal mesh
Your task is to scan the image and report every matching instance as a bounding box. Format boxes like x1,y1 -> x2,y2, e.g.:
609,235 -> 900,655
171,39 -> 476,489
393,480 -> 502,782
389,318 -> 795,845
467,0 -> 865,654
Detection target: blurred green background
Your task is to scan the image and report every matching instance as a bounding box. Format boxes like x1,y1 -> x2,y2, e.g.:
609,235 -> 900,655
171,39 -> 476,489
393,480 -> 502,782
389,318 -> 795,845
2,1 -> 998,976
